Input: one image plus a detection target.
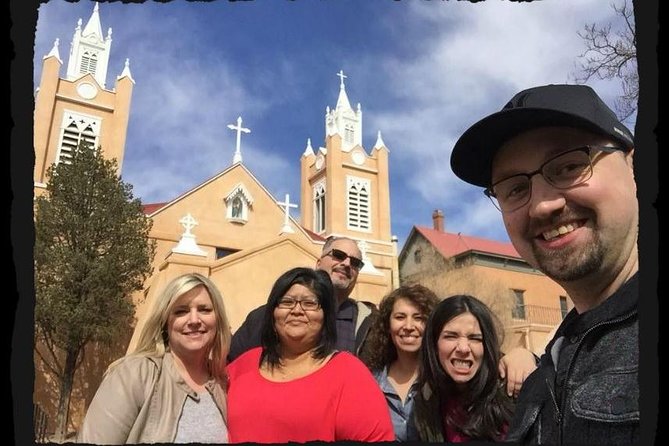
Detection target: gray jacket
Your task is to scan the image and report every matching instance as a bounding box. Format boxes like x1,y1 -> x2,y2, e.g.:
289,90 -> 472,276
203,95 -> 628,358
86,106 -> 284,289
506,274 -> 639,445
77,352 -> 227,444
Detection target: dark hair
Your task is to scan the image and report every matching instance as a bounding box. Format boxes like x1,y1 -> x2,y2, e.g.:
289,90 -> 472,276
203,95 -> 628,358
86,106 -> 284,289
260,267 -> 337,369
360,283 -> 440,371
418,294 -> 512,441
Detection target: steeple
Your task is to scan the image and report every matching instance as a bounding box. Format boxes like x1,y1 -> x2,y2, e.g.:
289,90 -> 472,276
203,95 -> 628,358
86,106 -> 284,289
335,70 -> 353,111
117,58 -> 135,84
302,138 -> 314,156
82,2 -> 104,41
324,69 -> 363,152
44,38 -> 62,64
65,2 -> 113,88
373,130 -> 387,151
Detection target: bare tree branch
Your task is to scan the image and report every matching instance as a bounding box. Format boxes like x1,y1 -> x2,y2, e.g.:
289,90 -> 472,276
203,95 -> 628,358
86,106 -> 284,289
573,1 -> 637,123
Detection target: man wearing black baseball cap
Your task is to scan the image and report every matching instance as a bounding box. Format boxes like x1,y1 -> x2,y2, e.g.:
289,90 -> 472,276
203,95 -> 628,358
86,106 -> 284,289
451,84 -> 639,445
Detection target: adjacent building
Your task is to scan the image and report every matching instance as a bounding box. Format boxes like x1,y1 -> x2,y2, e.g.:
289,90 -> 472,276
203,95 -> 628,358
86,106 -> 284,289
399,210 -> 570,354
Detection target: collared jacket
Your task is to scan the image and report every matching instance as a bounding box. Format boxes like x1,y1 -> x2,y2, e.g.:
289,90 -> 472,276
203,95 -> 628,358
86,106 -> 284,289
77,352 -> 227,444
506,274 -> 639,445
373,365 -> 420,441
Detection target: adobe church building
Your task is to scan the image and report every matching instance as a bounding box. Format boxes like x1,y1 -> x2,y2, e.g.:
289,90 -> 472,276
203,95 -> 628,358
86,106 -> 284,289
33,3 -> 398,436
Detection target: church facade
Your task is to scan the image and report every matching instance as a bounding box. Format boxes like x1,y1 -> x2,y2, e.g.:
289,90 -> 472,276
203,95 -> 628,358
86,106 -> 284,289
33,4 -> 398,434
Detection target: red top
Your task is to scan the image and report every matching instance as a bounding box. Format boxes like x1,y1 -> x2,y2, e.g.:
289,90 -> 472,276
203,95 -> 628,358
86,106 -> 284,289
227,347 -> 395,443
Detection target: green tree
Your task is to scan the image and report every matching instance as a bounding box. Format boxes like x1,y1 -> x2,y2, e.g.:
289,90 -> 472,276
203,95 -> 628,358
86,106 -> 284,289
574,1 -> 637,123
34,143 -> 155,442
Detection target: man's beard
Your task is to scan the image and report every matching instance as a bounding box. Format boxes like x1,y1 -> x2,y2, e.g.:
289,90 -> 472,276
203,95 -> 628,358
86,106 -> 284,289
532,235 -> 605,282
331,276 -> 352,291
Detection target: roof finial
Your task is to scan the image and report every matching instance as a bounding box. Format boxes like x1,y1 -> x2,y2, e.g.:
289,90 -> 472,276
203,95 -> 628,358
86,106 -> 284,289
336,69 -> 347,89
45,38 -> 62,62
278,194 -> 298,234
227,116 -> 251,165
373,130 -> 387,150
303,138 -> 314,156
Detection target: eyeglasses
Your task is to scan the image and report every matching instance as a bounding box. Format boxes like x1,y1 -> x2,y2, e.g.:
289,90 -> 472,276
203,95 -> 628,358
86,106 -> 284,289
484,145 -> 623,213
323,248 -> 365,270
277,297 -> 321,311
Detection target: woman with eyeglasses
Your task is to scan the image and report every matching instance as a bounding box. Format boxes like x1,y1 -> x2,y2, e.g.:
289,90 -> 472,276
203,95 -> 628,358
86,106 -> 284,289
226,267 -> 394,443
410,295 -> 514,442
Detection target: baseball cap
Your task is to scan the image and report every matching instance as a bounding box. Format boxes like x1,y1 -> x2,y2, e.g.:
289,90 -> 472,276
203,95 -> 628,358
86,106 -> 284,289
450,84 -> 635,187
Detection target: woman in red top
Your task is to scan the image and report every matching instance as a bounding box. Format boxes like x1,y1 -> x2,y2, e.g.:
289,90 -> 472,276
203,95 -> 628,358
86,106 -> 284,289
411,295 -> 514,442
226,267 -> 394,443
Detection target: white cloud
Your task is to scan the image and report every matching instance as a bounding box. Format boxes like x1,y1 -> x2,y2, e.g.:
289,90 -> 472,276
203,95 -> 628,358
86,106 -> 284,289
34,1 -> 634,246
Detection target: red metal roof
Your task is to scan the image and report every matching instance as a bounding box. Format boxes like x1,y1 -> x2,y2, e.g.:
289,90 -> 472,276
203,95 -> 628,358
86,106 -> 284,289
142,202 -> 168,215
415,226 -> 521,259
302,227 -> 327,242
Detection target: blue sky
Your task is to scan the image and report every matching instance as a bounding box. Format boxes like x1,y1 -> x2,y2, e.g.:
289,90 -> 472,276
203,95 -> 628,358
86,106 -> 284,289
33,0 -> 635,249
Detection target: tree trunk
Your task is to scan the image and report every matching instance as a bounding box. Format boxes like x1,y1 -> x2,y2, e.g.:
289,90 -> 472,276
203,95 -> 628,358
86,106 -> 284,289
53,349 -> 78,443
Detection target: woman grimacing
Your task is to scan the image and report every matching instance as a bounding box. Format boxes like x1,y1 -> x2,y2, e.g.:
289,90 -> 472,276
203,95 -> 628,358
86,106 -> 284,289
411,295 -> 514,442
77,273 -> 231,444
226,267 -> 395,443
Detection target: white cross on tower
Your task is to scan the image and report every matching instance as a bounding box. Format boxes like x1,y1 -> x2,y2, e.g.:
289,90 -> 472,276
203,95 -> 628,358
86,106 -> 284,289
277,193 -> 298,234
336,69 -> 347,89
227,116 -> 251,164
179,213 -> 198,236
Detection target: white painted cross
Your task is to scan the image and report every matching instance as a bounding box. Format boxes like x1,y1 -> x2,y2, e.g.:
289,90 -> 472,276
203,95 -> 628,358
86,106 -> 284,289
277,193 -> 298,234
336,69 -> 347,88
227,116 -> 251,164
179,213 -> 198,236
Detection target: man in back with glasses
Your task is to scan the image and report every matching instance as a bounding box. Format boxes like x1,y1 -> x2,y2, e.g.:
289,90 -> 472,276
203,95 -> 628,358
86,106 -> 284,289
228,236 -> 376,362
450,84 -> 639,444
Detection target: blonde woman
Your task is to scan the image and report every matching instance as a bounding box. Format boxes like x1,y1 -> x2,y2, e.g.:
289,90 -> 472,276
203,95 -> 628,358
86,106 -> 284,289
78,273 -> 232,444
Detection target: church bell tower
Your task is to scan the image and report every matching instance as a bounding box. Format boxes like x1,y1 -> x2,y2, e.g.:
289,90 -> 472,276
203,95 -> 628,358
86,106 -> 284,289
33,2 -> 135,198
300,71 -> 398,291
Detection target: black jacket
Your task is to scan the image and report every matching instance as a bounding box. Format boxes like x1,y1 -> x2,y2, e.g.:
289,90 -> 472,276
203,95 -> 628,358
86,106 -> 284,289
506,274 -> 639,445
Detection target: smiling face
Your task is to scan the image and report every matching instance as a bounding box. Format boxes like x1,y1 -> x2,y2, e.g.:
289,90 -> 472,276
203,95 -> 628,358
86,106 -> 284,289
492,126 -> 639,289
273,283 -> 324,351
437,312 -> 484,386
316,238 -> 362,301
167,285 -> 217,360
389,298 -> 425,355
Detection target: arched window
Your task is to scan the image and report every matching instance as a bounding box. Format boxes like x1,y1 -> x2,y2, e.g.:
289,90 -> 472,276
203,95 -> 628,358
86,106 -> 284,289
346,176 -> 370,231
79,50 -> 98,77
344,124 -> 354,144
56,112 -> 100,165
313,182 -> 326,233
413,248 -> 422,264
